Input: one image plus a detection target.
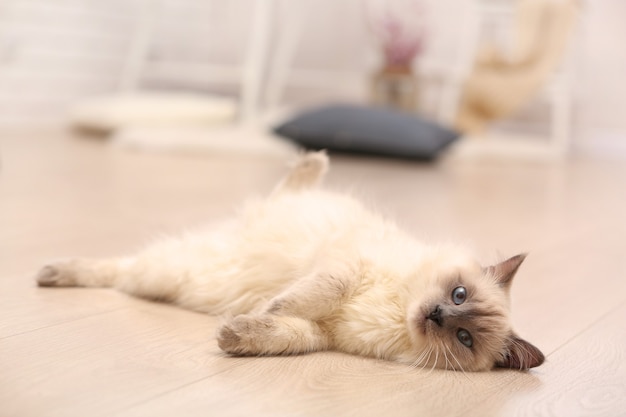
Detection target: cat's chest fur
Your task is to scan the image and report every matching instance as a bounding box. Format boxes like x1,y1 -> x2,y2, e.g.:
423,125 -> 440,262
320,269 -> 415,361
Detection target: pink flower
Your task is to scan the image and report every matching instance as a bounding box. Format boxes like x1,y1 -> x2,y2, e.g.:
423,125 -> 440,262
367,0 -> 428,68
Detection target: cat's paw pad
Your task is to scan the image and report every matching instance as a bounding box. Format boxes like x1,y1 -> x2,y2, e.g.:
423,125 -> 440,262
217,315 -> 275,355
216,324 -> 242,353
35,263 -> 77,287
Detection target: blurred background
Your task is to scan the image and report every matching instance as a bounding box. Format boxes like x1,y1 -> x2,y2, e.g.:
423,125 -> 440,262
0,0 -> 624,159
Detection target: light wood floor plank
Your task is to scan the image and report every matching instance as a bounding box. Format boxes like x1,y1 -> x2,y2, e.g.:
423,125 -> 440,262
0,302 -> 244,417
0,288 -> 126,339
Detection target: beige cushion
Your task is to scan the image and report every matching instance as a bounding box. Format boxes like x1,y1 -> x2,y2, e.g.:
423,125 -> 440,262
69,92 -> 237,133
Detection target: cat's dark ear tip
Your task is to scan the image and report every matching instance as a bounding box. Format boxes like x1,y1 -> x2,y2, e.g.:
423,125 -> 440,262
508,253 -> 528,266
487,253 -> 529,287
522,348 -> 545,370
496,352 -> 545,370
532,351 -> 546,368
496,336 -> 545,370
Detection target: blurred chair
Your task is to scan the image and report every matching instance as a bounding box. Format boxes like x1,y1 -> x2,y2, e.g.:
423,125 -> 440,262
444,0 -> 580,158
69,0 -> 293,157
71,0 -> 272,133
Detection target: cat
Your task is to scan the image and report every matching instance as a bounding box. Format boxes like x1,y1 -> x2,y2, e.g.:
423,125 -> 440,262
35,151 -> 544,372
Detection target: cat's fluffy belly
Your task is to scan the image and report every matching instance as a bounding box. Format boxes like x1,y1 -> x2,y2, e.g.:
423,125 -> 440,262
36,151 -> 544,371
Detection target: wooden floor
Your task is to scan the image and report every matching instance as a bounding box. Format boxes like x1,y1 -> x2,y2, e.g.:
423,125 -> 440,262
1,130 -> 625,417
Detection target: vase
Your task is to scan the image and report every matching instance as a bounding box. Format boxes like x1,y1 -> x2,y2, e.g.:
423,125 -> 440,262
370,65 -> 419,112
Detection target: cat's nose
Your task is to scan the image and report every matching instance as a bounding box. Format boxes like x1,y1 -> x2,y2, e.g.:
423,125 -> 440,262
427,305 -> 443,327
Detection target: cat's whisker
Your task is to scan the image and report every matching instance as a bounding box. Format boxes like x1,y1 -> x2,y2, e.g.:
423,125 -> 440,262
437,342 -> 449,371
408,358 -> 421,371
442,347 -> 451,371
412,347 -> 431,370
375,346 -> 432,377
445,344 -> 472,382
441,343 -> 457,374
445,345 -> 461,373
389,357 -> 425,376
426,349 -> 439,374
422,347 -> 434,372
423,347 -> 434,368
405,348 -> 428,373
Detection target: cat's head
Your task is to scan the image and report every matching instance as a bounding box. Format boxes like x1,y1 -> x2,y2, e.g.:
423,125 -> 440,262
405,249 -> 544,372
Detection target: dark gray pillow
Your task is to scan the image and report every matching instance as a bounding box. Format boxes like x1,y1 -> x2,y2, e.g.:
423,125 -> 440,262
273,104 -> 459,160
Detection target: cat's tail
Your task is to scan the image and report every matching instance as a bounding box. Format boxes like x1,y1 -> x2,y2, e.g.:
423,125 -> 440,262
272,151 -> 329,194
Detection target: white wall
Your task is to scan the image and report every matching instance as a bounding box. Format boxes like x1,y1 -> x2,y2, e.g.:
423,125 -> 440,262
573,0 -> 626,155
0,0 -> 624,155
0,0 -> 138,125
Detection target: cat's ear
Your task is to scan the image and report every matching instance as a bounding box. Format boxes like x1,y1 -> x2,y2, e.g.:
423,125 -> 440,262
485,253 -> 527,288
496,334 -> 545,370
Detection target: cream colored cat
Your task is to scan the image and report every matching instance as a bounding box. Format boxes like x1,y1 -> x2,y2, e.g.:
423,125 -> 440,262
36,151 -> 544,372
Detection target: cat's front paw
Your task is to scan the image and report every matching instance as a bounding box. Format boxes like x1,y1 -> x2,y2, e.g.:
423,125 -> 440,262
35,262 -> 78,287
217,315 -> 275,356
216,323 -> 242,353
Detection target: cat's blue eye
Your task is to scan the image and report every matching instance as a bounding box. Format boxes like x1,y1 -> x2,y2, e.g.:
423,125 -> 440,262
457,329 -> 473,348
451,286 -> 467,305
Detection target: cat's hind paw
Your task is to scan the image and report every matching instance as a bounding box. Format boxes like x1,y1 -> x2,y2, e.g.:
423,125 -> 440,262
35,263 -> 78,287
